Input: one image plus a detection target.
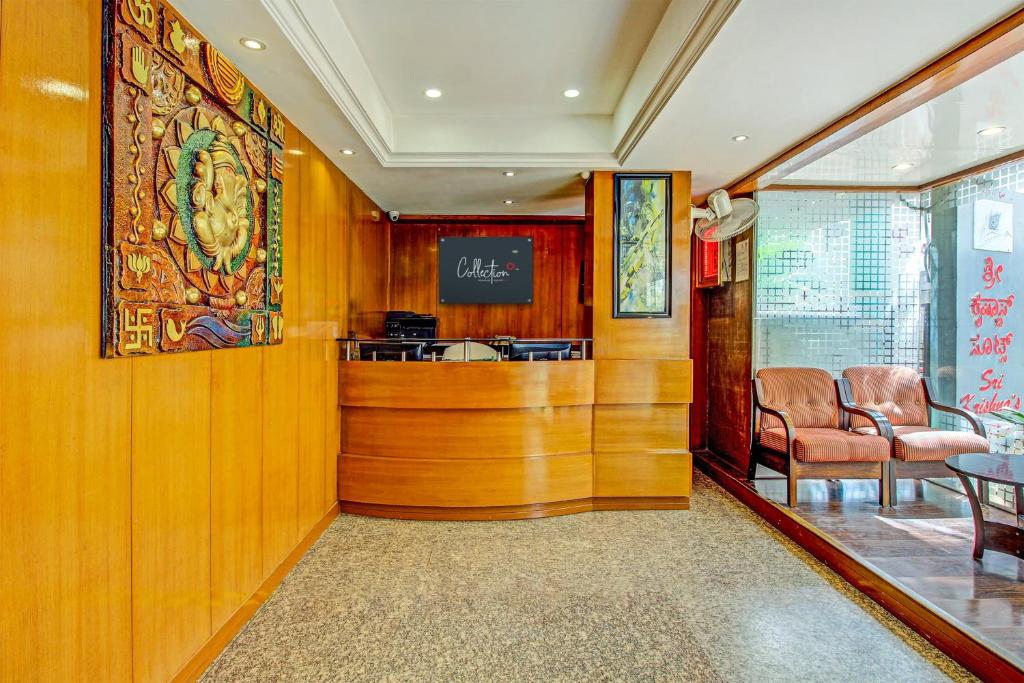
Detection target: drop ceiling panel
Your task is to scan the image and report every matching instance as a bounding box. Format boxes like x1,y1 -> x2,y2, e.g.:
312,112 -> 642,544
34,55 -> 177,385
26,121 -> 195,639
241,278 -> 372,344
781,51 -> 1024,187
624,0 -> 1021,197
333,0 -> 670,116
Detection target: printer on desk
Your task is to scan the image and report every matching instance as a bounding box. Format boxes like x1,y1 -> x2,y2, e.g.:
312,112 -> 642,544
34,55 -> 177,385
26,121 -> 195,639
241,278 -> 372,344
384,311 -> 438,339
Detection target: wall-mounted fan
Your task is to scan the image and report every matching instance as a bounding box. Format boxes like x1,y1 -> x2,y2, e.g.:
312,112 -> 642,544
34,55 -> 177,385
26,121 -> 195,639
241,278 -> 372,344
692,189 -> 759,242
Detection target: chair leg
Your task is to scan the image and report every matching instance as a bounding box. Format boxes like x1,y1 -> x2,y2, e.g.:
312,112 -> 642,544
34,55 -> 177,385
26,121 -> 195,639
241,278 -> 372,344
888,461 -> 898,507
787,472 -> 798,507
880,462 -> 891,507
746,451 -> 759,482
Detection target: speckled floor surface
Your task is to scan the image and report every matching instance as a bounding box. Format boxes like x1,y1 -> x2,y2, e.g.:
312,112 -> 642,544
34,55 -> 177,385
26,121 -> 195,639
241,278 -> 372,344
202,473 -> 975,682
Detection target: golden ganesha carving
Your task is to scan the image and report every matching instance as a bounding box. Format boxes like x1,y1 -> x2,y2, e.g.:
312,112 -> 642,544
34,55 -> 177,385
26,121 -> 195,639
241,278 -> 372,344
104,0 -> 285,356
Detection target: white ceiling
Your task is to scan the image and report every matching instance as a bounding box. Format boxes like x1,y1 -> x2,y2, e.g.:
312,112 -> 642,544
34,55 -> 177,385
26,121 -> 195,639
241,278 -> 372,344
174,0 -> 1021,214
334,0 -> 670,117
780,51 -> 1024,187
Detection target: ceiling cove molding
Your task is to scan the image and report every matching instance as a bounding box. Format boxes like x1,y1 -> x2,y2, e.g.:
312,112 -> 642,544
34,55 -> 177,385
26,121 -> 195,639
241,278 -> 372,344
613,0 -> 740,163
382,151 -> 619,169
260,0 -> 395,163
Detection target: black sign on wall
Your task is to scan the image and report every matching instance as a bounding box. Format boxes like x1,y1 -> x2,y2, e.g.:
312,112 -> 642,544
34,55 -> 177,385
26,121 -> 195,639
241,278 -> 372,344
438,237 -> 534,304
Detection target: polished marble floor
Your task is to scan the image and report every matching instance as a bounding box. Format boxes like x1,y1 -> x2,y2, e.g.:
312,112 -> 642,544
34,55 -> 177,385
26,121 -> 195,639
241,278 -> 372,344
203,473 -> 971,682
754,471 -> 1024,667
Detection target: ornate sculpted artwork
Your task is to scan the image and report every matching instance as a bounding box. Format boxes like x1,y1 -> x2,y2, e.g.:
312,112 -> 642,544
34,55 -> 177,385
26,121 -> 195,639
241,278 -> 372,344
103,0 -> 285,356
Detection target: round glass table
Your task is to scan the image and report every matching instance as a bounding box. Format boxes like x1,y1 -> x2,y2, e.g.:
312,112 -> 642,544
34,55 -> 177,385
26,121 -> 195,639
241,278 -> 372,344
946,453 -> 1024,560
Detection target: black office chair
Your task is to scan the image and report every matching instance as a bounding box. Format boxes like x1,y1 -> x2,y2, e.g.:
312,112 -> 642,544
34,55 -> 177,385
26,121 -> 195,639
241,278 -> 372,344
358,341 -> 425,361
507,342 -> 572,361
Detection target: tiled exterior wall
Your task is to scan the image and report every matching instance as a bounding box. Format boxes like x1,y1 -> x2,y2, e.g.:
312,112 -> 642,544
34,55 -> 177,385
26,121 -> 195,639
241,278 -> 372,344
753,191 -> 927,376
753,179 -> 1024,509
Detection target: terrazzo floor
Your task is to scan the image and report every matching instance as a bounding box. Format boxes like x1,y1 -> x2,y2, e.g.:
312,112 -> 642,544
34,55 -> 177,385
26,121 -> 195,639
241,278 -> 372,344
202,473 -> 975,682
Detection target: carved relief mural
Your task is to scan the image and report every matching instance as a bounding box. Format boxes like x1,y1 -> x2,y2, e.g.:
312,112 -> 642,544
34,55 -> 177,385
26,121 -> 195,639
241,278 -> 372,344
103,0 -> 284,356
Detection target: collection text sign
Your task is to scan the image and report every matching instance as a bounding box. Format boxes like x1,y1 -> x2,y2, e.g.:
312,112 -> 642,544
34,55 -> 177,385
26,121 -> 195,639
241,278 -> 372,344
438,237 -> 534,304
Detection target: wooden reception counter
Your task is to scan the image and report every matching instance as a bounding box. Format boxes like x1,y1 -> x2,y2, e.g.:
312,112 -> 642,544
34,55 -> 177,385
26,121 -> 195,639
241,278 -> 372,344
338,357 -> 692,520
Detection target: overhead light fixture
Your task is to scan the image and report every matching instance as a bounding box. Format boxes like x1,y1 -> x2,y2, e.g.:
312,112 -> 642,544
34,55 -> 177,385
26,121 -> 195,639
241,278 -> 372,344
563,89 -> 580,98
503,170 -> 516,177
732,134 -> 749,142
286,149 -> 304,156
424,88 -> 442,98
341,148 -> 355,156
503,199 -> 514,205
240,38 -> 266,51
892,162 -> 915,172
978,125 -> 1007,137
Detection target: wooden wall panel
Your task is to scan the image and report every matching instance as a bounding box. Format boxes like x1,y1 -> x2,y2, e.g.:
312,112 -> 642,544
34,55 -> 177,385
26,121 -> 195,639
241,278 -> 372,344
348,187 -> 389,337
130,353 -> 212,683
595,359 -> 693,404
593,452 -> 693,498
340,360 -> 595,409
297,145 -> 328,531
593,405 -> 690,453
587,171 -> 693,503
0,2 -> 381,671
342,406 -> 593,458
261,130 -> 304,574
388,219 -> 586,338
210,349 -> 263,630
704,235 -> 754,472
324,164 -> 348,509
0,3 -> 133,679
591,173 -> 691,360
339,452 -> 594,507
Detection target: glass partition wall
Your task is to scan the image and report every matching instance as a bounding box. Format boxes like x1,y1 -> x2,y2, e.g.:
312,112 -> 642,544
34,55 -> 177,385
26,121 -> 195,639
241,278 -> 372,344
754,161 -> 1024,507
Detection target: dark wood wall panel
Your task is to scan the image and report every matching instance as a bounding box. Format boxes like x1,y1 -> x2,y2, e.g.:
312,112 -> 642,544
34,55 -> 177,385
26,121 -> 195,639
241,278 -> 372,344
703,236 -> 753,473
388,218 -> 586,339
348,190 -> 390,337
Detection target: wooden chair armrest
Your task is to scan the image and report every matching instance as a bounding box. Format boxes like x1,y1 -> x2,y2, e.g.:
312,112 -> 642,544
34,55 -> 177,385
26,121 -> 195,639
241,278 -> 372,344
837,378 -> 894,442
921,377 -> 987,438
752,377 -> 797,448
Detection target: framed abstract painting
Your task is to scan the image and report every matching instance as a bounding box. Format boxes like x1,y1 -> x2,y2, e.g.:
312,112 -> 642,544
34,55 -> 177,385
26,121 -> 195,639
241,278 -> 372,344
613,173 -> 672,318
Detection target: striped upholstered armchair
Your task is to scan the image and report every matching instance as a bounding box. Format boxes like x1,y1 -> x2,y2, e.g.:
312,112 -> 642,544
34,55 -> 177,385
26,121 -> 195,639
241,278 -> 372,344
839,365 -> 989,505
749,367 -> 891,507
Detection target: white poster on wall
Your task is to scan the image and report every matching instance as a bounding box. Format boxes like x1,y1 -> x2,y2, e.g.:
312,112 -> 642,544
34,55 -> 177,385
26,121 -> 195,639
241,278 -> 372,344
735,238 -> 750,283
974,199 -> 1014,252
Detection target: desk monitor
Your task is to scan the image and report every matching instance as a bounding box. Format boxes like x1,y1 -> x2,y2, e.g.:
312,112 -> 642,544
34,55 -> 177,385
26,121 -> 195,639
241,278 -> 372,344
358,341 -> 424,361
507,342 -> 571,361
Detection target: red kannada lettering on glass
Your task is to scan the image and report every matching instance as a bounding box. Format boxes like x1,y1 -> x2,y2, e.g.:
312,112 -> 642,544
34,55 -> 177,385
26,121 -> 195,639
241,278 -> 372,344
983,256 -> 1005,291
971,293 -> 1015,328
969,332 -> 1014,363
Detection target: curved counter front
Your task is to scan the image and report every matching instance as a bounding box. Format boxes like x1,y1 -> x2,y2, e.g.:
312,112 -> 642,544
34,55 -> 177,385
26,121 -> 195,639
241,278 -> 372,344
338,360 -> 597,520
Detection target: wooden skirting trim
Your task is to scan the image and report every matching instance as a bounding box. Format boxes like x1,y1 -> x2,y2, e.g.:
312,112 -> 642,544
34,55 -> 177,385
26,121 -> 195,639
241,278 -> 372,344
694,452 -> 1024,683
171,503 -> 341,683
340,496 -> 689,521
591,496 -> 689,511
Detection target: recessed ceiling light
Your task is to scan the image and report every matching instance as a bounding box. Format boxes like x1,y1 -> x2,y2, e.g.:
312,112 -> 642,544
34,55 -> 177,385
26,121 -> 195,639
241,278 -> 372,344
978,125 -> 1007,137
732,134 -> 749,142
503,170 -> 516,177
563,89 -> 580,98
341,149 -> 355,156
892,162 -> 915,172
240,38 -> 266,51
503,199 -> 514,205
424,88 -> 442,98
